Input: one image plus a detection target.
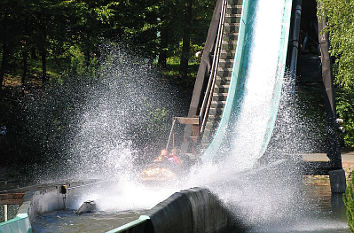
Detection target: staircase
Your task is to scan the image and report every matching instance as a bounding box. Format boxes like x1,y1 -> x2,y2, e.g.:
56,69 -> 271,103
201,0 -> 242,146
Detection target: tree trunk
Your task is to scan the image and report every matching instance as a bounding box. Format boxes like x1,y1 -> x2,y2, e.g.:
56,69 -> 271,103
158,26 -> 168,69
41,46 -> 47,84
179,33 -> 191,78
84,32 -> 91,73
85,48 -> 90,73
31,47 -> 37,59
21,45 -> 28,92
41,27 -> 48,84
0,42 -> 8,90
179,0 -> 193,78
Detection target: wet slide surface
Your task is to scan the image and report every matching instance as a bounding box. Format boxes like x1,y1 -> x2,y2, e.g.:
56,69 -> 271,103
202,0 -> 292,169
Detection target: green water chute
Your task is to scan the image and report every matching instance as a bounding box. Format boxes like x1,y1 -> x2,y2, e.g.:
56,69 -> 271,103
201,0 -> 293,163
0,213 -> 32,233
105,215 -> 150,233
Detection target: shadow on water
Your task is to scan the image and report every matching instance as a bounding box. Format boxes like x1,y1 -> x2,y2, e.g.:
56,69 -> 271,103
32,209 -> 146,233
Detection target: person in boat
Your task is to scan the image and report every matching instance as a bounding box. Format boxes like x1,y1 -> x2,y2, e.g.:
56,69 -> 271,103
167,148 -> 181,166
155,149 -> 169,162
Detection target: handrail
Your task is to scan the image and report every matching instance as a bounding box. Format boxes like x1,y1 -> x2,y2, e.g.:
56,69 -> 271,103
199,0 -> 227,134
105,215 -> 150,233
181,0 -> 225,153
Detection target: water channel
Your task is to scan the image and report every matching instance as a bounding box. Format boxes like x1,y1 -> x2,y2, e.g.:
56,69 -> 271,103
24,176 -> 349,233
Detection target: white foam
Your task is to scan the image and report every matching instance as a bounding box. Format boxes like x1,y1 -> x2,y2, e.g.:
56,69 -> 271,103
228,0 -> 285,170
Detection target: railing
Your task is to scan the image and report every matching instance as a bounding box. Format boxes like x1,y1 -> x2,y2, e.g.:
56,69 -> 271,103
199,0 -> 227,135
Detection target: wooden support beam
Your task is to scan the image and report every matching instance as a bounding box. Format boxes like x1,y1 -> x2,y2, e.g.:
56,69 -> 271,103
0,193 -> 25,205
316,3 -> 342,170
174,117 -> 200,125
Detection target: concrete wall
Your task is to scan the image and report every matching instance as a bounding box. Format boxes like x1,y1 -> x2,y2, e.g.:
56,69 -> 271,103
109,187 -> 243,233
148,187 -> 237,233
19,185 -> 83,223
5,183 -> 242,233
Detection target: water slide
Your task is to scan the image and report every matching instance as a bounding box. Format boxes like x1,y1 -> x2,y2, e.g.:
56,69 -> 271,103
0,1 -> 295,232
201,0 -> 293,168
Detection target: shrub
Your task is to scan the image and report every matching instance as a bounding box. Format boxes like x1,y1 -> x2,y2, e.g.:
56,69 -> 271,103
344,171 -> 354,232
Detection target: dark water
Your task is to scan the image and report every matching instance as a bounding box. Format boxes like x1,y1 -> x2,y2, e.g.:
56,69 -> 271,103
32,210 -> 145,233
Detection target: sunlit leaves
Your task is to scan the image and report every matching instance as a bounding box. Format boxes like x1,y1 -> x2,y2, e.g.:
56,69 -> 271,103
317,0 -> 354,148
344,171 -> 354,231
318,0 -> 354,90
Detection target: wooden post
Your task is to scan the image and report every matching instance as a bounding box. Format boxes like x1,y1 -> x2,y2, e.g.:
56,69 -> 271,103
317,1 -> 346,193
4,204 -> 7,221
166,118 -> 177,151
182,0 -> 224,153
317,5 -> 342,170
172,133 -> 175,149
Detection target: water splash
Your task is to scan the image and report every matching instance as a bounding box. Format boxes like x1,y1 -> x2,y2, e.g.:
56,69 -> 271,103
23,45 -> 180,182
69,1 -> 317,223
67,46 -> 183,180
222,0 -> 285,171
22,14 -> 344,233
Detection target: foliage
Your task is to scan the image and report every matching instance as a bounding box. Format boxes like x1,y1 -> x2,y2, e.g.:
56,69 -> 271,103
337,89 -> 354,148
0,0 -> 216,172
67,45 -> 86,77
344,171 -> 354,232
0,0 -> 215,88
148,107 -> 169,137
317,0 -> 354,90
317,0 -> 354,148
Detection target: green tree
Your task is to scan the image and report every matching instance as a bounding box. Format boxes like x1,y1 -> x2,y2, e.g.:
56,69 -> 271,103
344,171 -> 354,232
0,0 -> 27,89
178,0 -> 215,78
317,0 -> 354,148
30,0 -> 66,83
318,0 -> 354,89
